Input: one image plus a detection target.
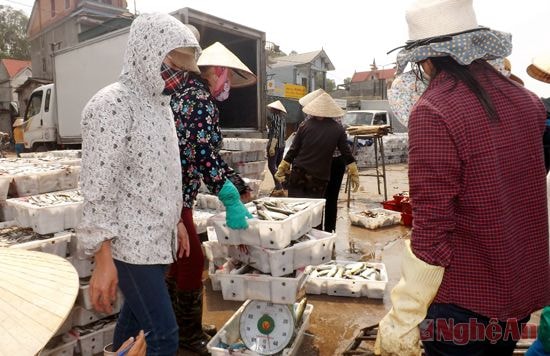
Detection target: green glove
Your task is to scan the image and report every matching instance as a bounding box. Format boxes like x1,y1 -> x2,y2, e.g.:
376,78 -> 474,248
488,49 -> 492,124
540,306 -> 550,353
275,160 -> 291,183
218,180 -> 253,229
374,240 -> 445,356
347,162 -> 360,192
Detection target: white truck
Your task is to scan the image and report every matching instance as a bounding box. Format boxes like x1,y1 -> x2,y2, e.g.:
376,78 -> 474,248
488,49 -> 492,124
22,8 -> 267,150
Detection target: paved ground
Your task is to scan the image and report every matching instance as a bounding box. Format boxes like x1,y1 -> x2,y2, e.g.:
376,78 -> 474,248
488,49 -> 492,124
191,163 -> 412,355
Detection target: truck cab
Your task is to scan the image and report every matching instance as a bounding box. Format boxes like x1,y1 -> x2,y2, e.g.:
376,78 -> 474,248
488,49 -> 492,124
342,110 -> 391,128
22,84 -> 57,150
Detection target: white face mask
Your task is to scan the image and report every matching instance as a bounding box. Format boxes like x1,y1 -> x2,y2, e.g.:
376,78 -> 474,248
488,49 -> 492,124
214,79 -> 230,101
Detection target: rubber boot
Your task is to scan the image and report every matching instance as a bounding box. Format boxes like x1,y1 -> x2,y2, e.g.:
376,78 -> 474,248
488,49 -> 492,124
166,279 -> 217,337
173,288 -> 212,355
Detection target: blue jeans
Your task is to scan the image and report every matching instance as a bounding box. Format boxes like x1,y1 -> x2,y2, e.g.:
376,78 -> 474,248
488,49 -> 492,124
15,143 -> 24,157
421,303 -> 529,356
113,260 -> 179,355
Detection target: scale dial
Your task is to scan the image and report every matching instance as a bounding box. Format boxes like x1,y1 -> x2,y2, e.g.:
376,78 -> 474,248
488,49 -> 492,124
239,300 -> 295,355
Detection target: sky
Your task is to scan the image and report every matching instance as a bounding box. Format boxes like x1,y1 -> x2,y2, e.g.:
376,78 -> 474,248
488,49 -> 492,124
3,0 -> 550,97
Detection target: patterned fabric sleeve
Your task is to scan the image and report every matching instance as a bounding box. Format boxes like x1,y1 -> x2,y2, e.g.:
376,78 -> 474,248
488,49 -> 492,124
78,92 -> 129,255
408,101 -> 459,268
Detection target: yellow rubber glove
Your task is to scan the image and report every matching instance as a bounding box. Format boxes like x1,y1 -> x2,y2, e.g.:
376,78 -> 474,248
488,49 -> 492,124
268,139 -> 277,157
346,162 -> 360,192
275,160 -> 291,183
374,240 -> 445,356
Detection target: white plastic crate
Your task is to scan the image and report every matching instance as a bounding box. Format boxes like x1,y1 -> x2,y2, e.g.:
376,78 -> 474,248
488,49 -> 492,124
209,198 -> 325,249
0,222 -> 73,257
233,161 -> 266,176
67,256 -> 95,278
76,284 -> 124,311
226,229 -> 335,277
207,300 -> 313,356
348,208 -> 402,229
219,149 -> 265,165
222,138 -> 268,151
215,269 -> 308,304
209,261 -> 222,291
39,339 -> 77,356
12,166 -> 80,197
77,321 -> 116,356
6,189 -> 83,234
72,301 -> 121,327
305,260 -> 388,298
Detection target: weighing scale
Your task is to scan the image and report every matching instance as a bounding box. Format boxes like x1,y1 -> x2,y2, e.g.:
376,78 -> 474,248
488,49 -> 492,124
239,300 -> 296,355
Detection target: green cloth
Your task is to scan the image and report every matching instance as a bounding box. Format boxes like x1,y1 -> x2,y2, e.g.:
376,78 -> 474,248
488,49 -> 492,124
540,306 -> 550,353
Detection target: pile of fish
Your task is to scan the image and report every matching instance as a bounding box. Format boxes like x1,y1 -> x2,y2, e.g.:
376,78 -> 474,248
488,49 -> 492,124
252,199 -> 312,221
22,190 -> 82,207
0,226 -> 52,247
308,262 -> 383,281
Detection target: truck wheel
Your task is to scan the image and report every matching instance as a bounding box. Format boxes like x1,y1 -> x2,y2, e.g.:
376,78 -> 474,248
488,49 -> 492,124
33,143 -> 49,152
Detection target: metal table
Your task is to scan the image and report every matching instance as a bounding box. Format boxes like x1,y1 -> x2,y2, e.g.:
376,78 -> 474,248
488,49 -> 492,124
345,133 -> 388,207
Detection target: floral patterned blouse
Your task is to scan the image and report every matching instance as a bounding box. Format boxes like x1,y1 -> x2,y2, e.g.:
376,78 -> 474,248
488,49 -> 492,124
77,13 -> 200,265
169,74 -> 239,208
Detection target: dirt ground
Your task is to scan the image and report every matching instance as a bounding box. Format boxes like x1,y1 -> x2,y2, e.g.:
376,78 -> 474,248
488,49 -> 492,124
191,163 -> 412,356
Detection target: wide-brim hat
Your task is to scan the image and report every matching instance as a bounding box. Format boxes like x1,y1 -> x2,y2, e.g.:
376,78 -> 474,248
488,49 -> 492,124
298,88 -> 326,107
391,0 -> 512,74
197,42 -> 256,88
302,92 -> 345,118
267,100 -> 287,113
388,70 -> 428,127
0,248 -> 78,354
171,47 -> 200,74
527,53 -> 550,84
12,118 -> 24,127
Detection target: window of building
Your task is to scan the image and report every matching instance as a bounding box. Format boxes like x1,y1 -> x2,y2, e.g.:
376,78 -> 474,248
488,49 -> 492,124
65,0 -> 70,9
301,77 -> 308,88
50,0 -> 55,17
42,58 -> 47,73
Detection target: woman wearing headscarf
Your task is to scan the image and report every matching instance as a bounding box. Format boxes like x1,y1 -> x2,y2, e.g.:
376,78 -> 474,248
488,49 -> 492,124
266,100 -> 287,196
77,13 -> 200,355
376,0 -> 550,354
161,41 -> 256,355
275,92 -> 359,199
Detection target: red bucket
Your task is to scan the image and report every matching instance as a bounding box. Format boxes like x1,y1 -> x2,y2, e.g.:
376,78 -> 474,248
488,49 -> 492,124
381,200 -> 401,212
401,212 -> 413,227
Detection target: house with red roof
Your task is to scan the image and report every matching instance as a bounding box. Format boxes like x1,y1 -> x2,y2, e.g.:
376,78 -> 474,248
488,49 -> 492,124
350,61 -> 396,99
0,59 -> 32,137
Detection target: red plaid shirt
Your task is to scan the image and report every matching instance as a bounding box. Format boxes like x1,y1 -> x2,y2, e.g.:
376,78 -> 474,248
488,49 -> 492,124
409,63 -> 550,320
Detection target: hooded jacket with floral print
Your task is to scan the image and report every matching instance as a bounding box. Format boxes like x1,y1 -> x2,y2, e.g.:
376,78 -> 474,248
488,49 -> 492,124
77,13 -> 201,264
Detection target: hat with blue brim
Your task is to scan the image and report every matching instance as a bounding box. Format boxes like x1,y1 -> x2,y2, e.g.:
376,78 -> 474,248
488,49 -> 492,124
390,0 -> 512,75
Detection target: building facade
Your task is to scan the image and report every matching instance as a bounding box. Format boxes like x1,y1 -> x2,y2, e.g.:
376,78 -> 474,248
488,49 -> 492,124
350,67 -> 396,99
0,59 -> 32,138
27,0 -> 129,80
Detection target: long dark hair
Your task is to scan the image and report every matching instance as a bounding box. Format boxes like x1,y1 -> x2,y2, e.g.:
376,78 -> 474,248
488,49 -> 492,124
428,57 -> 505,122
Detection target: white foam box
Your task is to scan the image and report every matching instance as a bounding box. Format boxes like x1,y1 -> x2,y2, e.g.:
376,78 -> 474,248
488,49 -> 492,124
195,193 -> 224,211
76,283 -> 124,311
222,138 -> 268,151
39,339 -> 77,356
227,229 -> 336,277
215,269 -> 308,304
6,189 -> 83,234
77,321 -> 116,356
207,300 -> 313,356
66,256 -> 95,279
12,166 -> 80,197
305,260 -> 388,299
219,149 -> 265,165
209,261 -> 222,291
348,208 -> 402,230
72,301 -> 121,327
0,176 -> 10,201
209,198 -> 325,249
11,231 -> 72,257
233,161 -> 266,176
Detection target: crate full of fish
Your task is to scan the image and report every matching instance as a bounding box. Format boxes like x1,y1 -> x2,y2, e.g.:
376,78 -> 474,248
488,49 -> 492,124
305,260 -> 388,298
226,229 -> 336,277
210,258 -> 308,304
6,189 -> 83,234
209,198 -> 325,249
0,221 -> 72,257
207,299 -> 313,356
348,208 -> 402,229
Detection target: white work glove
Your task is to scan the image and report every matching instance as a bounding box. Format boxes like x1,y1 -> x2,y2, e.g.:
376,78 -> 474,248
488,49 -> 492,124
374,240 -> 445,356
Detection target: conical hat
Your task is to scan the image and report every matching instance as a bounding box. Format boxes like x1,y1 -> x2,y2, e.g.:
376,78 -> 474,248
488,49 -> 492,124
298,88 -> 326,107
527,53 -> 550,84
267,100 -> 287,113
302,92 -> 345,118
197,42 -> 257,88
12,118 -> 24,127
0,248 -> 78,355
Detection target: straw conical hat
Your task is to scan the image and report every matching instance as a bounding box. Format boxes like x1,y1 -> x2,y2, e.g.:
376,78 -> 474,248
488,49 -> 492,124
12,118 -> 24,127
527,53 -> 550,84
302,92 -> 346,118
267,100 -> 287,113
298,88 -> 326,107
0,248 -> 78,355
197,42 -> 256,88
